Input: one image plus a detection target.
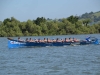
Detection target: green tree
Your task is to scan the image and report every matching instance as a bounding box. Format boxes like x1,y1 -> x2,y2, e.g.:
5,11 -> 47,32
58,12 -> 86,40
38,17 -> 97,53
59,29 -> 66,35
19,22 -> 27,33
82,19 -> 91,26
47,21 -> 59,35
3,18 -> 11,25
0,30 -> 7,37
0,21 -> 3,25
34,17 -> 46,25
26,20 -> 34,33
62,19 -> 76,34
75,21 -> 83,31
40,23 -> 48,35
67,15 -> 78,24
94,24 -> 100,33
35,25 -> 42,35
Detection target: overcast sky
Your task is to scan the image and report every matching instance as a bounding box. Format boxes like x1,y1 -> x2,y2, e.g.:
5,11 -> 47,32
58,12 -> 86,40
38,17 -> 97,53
0,0 -> 100,21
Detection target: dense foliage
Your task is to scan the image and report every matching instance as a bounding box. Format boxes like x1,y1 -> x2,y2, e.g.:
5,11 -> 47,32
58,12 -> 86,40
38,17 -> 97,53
0,12 -> 100,37
79,11 -> 100,24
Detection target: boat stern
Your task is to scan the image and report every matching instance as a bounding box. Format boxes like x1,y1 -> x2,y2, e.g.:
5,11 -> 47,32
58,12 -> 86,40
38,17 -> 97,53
8,40 -> 26,48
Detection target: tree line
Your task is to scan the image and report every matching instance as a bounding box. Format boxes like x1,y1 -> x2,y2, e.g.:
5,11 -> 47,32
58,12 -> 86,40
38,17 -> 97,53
0,16 -> 100,37
79,11 -> 100,24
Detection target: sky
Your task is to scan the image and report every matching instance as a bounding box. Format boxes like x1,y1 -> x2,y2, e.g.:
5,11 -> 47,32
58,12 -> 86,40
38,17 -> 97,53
0,0 -> 100,21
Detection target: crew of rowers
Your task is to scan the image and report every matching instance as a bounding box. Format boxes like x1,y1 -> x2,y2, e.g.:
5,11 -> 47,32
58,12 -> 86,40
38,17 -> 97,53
18,37 -> 80,43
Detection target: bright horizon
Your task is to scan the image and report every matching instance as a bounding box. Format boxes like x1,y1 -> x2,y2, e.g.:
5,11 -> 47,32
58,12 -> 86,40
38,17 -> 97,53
0,0 -> 100,21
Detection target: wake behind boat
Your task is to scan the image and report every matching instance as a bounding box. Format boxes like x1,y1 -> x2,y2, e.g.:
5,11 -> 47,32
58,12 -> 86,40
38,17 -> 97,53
7,37 -> 99,48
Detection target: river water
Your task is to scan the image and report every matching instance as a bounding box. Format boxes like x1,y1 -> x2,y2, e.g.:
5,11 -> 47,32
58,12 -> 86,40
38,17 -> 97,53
0,34 -> 100,75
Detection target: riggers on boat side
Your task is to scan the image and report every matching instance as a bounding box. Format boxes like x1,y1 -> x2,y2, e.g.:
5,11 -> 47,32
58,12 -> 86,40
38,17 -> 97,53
7,37 -> 99,48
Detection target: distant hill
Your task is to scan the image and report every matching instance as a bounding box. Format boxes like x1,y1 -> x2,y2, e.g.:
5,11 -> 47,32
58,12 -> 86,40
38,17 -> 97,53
79,11 -> 100,24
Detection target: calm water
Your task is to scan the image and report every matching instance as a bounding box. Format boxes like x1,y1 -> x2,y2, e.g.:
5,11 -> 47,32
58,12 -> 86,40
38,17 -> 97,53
0,34 -> 100,75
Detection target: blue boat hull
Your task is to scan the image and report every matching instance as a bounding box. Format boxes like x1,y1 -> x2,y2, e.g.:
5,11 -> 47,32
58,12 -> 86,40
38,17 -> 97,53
80,38 -> 99,45
8,40 -> 80,48
8,38 -> 99,48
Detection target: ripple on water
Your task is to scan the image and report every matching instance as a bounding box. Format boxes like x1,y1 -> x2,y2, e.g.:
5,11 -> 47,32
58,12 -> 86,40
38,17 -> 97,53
0,35 -> 100,75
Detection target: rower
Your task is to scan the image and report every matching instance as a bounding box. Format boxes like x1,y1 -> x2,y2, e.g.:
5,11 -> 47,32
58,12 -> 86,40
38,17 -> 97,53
44,38 -> 47,42
56,38 -> 59,42
29,38 -> 34,42
18,37 -> 24,41
18,37 -> 20,41
38,38 -> 41,42
47,38 -> 49,43
34,38 -> 38,42
26,38 -> 29,42
86,36 -> 91,42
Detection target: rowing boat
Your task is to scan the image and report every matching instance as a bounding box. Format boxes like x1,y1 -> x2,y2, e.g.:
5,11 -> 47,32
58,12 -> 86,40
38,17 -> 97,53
7,37 -> 99,48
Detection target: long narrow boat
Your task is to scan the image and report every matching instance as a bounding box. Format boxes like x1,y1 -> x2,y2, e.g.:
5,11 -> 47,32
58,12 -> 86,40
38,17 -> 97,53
7,37 -> 99,48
